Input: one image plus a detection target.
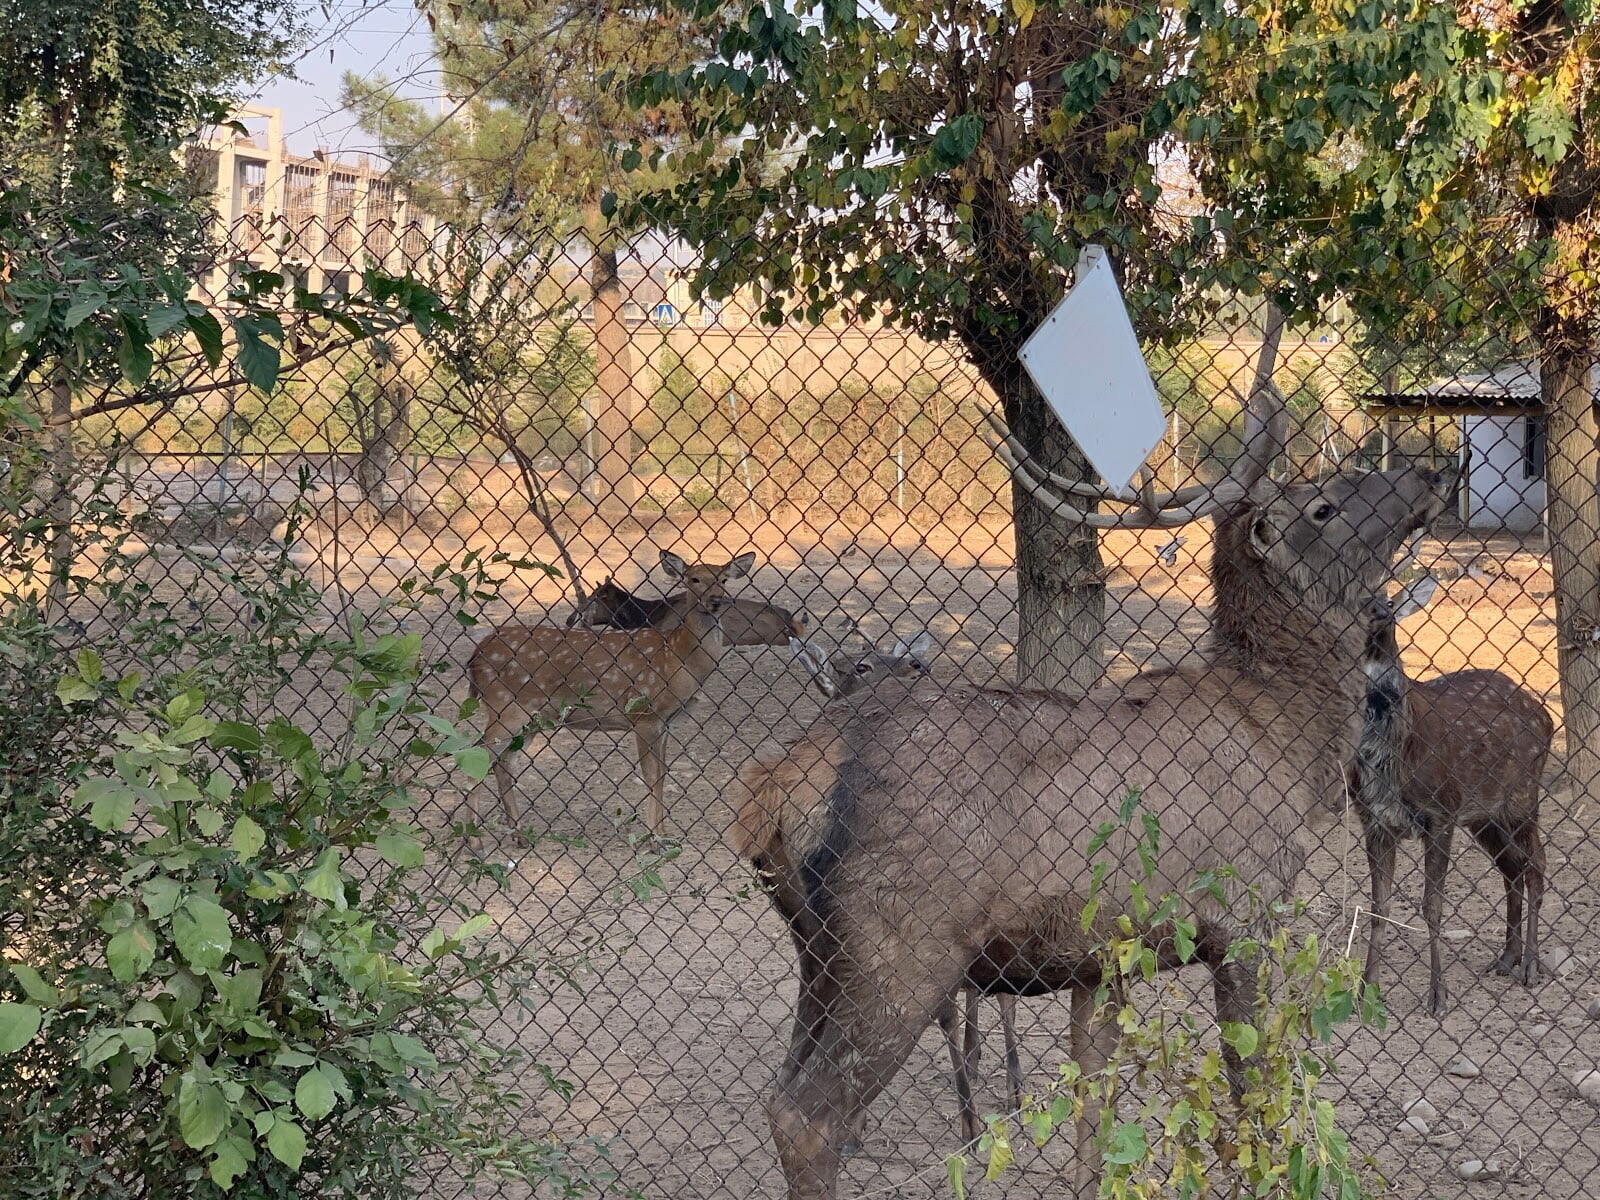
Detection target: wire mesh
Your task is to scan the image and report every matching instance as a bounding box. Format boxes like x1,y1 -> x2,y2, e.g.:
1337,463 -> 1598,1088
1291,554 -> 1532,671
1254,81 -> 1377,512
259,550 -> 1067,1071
53,213 -> 1600,1199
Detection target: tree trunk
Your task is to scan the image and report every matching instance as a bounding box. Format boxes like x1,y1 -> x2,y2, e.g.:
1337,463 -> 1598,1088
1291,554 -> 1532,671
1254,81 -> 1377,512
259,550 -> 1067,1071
988,359 -> 1106,694
45,378 -> 74,617
1539,334 -> 1600,805
587,244 -> 639,513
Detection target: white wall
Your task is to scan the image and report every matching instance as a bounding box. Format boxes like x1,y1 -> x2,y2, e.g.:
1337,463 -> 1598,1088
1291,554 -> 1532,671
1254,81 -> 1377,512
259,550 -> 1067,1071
1463,414 -> 1545,532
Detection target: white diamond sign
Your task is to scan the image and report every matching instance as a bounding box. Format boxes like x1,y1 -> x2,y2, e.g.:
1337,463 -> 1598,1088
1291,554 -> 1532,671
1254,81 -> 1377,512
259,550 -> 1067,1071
1018,245 -> 1165,493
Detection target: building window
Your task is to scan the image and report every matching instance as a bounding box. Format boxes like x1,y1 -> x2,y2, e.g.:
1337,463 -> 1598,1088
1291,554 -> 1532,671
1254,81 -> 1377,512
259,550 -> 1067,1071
1522,416 -> 1546,480
237,160 -> 267,214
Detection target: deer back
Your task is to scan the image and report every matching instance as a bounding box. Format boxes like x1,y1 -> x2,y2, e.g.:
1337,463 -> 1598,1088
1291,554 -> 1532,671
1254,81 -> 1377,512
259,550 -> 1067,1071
470,608 -> 728,732
1403,669 -> 1555,824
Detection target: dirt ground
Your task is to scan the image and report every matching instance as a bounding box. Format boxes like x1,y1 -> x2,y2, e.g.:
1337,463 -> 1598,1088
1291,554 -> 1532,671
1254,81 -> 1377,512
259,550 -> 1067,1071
83,500 -> 1599,1200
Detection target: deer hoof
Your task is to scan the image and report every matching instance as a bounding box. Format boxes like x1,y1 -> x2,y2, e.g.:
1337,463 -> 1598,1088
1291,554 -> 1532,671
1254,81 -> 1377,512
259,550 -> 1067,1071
1427,984 -> 1450,1019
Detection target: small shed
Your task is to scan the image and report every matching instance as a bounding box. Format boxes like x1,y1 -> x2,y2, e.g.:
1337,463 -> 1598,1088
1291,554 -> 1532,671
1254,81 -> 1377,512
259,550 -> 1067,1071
1363,360 -> 1563,533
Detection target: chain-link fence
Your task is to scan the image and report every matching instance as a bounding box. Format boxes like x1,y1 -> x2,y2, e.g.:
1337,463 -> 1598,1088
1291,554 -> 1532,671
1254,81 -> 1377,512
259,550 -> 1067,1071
37,213 -> 1600,1199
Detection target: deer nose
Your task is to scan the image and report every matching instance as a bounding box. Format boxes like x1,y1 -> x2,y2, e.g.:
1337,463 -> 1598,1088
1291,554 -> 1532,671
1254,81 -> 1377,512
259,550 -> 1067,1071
791,610 -> 809,636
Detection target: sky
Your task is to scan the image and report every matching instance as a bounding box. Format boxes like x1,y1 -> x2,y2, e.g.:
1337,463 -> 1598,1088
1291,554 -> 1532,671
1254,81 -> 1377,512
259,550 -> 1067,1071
248,0 -> 439,158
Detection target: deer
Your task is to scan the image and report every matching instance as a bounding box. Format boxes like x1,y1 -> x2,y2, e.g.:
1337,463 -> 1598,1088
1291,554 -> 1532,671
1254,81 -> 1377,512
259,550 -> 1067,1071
467,549 -> 757,835
728,324 -> 1458,1198
567,558 -> 807,647
789,626 -> 1034,1144
789,629 -> 934,699
1352,565 -> 1554,1016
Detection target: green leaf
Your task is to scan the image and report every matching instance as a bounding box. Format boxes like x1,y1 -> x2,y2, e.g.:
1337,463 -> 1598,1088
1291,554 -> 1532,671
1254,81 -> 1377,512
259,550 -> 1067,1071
209,1135 -> 253,1190
1221,1021 -> 1259,1058
55,675 -> 98,704
214,968 -> 262,1013
946,1152 -> 968,1200
80,1027 -> 124,1067
75,648 -> 103,683
930,113 -> 983,168
294,1065 -> 337,1120
192,805 -> 225,836
141,874 -> 182,919
187,308 -> 225,366
63,284 -> 108,328
1104,1121 -> 1149,1166
172,897 -> 232,971
117,322 -> 154,386
77,778 -> 135,831
177,1076 -> 229,1149
454,745 -> 491,781
6,963 -> 58,1006
107,921 -> 158,982
983,1123 -> 1014,1180
232,317 -> 281,393
231,815 -> 266,860
455,912 -> 492,940
211,721 -> 264,753
302,848 -> 346,908
375,828 -> 423,868
386,1032 -> 438,1070
266,1113 -> 307,1170
0,1003 -> 42,1054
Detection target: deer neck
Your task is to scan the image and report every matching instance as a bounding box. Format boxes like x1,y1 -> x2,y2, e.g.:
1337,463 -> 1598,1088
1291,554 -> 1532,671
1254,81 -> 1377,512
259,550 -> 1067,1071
1207,527 -> 1369,766
667,607 -> 728,677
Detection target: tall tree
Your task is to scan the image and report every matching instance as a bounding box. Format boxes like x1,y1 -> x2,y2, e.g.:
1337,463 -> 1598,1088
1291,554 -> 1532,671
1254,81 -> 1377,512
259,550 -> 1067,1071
627,0 -> 1249,691
1185,0 -> 1600,802
345,0 -> 720,516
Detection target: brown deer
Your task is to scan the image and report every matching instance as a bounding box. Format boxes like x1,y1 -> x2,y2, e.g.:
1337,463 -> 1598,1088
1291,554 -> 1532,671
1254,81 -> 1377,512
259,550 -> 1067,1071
567,559 -> 807,647
789,630 -> 933,699
731,349 -> 1456,1197
789,627 -> 1033,1144
1352,570 -> 1554,1016
468,550 -> 756,834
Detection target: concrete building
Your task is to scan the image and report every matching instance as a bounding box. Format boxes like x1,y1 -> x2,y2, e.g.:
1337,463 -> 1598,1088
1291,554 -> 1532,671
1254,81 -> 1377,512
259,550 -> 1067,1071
186,106 -> 438,299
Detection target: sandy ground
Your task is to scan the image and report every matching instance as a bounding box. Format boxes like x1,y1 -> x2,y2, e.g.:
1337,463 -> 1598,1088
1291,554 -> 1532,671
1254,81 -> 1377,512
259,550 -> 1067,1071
74,502 -> 1599,1200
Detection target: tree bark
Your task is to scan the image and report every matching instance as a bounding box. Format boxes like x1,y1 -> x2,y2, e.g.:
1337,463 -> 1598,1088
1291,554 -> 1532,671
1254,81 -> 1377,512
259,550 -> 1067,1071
983,354 -> 1106,694
45,377 -> 74,617
1539,332 -> 1600,805
587,243 -> 640,513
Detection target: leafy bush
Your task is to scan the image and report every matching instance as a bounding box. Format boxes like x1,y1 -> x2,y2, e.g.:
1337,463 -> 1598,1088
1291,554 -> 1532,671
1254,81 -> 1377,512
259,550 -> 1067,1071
959,797 -> 1383,1200
0,513 -> 608,1198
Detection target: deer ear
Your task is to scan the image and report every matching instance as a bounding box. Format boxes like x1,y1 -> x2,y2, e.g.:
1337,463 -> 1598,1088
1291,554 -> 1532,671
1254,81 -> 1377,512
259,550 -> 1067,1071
893,631 -> 934,662
727,550 -> 756,579
790,638 -> 834,695
1248,514 -> 1273,558
1391,574 -> 1439,622
660,550 -> 686,578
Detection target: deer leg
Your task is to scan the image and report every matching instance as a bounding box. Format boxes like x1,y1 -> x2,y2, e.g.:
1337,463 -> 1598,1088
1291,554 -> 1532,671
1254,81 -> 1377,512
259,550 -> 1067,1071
1476,818 -> 1547,986
1422,820 -> 1456,1017
768,938 -> 966,1200
1361,822 -> 1399,998
633,719 -> 668,834
1520,819 -> 1547,987
940,993 -> 981,1145
1069,983 -> 1118,1200
1211,955 -> 1258,1103
998,992 -> 1023,1115
1470,820 -> 1523,978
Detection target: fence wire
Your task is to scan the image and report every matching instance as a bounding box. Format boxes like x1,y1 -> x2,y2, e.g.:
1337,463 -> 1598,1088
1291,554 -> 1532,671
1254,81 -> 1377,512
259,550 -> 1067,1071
39,213 -> 1600,1199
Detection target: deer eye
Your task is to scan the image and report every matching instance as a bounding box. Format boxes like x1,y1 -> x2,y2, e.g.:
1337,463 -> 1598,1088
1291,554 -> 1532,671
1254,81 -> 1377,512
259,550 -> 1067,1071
854,661 -> 874,675
1311,503 -> 1337,522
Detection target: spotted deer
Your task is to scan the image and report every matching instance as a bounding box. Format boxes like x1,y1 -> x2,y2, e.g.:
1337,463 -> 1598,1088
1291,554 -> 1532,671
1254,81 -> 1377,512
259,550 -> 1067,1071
468,550 -> 756,835
1352,567 -> 1554,1015
731,319 -> 1458,1197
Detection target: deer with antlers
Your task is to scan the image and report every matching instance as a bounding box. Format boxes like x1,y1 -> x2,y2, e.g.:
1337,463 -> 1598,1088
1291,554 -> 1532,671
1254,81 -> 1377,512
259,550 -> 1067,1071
731,321 -> 1457,1198
468,550 -> 758,835
1351,563 -> 1554,1015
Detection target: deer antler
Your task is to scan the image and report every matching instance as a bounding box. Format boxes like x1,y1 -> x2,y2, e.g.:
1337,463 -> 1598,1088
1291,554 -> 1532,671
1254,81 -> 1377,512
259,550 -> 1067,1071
986,301 -> 1288,529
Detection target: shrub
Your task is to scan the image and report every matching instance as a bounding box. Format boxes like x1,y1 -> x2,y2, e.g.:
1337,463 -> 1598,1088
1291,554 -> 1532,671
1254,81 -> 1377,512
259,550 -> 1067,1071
0,511 -> 609,1198
959,797 -> 1383,1200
